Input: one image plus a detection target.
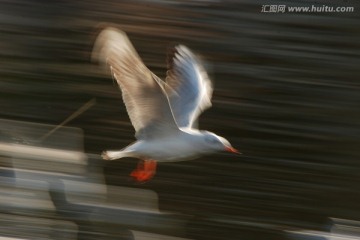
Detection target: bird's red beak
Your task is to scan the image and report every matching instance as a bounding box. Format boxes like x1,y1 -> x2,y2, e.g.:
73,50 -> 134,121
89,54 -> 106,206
225,146 -> 241,154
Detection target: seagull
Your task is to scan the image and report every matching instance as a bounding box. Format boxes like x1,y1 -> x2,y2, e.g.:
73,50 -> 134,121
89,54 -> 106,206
92,27 -> 239,182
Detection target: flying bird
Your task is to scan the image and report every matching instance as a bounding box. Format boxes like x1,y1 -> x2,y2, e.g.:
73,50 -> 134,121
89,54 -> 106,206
92,27 -> 239,183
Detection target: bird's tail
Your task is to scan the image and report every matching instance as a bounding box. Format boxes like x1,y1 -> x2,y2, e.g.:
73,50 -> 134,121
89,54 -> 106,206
101,150 -> 135,160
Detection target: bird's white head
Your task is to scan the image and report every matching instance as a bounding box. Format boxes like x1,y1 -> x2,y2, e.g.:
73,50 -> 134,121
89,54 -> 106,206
202,131 -> 240,154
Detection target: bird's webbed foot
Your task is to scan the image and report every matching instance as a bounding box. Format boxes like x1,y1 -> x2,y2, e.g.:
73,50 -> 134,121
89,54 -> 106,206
130,159 -> 157,183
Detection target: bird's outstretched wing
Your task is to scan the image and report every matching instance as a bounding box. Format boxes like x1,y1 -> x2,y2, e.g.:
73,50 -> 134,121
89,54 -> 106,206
92,27 -> 178,139
165,45 -> 213,129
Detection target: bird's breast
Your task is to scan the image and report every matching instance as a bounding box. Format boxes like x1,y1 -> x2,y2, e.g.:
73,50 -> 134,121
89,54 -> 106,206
138,135 -> 201,162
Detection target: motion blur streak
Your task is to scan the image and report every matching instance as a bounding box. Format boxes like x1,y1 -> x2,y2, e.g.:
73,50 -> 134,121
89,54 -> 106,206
0,0 -> 359,239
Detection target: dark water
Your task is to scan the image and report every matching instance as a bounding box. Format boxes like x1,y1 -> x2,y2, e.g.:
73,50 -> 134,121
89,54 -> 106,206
0,0 -> 360,239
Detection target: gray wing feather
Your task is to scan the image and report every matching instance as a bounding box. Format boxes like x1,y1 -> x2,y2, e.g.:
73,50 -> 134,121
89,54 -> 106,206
165,45 -> 213,128
92,27 -> 179,139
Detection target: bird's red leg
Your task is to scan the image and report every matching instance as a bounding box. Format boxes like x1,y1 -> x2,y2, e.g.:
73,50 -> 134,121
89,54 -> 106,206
130,159 -> 157,183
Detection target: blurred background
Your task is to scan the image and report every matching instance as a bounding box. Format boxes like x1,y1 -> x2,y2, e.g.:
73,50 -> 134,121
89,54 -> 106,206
0,0 -> 359,239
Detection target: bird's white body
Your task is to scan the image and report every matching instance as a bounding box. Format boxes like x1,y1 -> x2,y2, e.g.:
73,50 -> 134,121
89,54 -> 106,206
105,129 -> 217,162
